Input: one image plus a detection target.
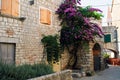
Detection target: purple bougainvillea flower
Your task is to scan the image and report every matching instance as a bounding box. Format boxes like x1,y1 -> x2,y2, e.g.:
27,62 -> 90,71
83,17 -> 90,25
77,0 -> 81,5
71,0 -> 76,3
64,7 -> 76,13
88,8 -> 103,12
56,0 -> 104,45
69,12 -> 76,17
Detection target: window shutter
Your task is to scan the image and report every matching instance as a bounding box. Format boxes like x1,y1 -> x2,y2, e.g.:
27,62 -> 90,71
1,0 -> 12,15
12,0 -> 19,17
47,10 -> 51,25
104,34 -> 111,43
40,8 -> 48,24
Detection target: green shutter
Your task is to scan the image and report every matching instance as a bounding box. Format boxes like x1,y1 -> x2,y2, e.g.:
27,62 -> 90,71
104,34 -> 111,43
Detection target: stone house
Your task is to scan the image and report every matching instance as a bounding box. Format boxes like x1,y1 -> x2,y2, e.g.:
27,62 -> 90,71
102,26 -> 119,58
0,0 -> 63,65
103,4 -> 119,58
0,0 -> 106,72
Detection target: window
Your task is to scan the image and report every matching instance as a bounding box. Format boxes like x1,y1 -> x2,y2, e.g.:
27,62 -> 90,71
0,43 -> 15,64
40,8 -> 51,25
0,0 -> 19,17
104,34 -> 111,43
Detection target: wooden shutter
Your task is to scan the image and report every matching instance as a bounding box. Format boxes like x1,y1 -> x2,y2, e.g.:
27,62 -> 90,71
1,0 -> 12,15
12,0 -> 19,17
47,10 -> 51,25
40,8 -> 51,25
40,8 -> 48,24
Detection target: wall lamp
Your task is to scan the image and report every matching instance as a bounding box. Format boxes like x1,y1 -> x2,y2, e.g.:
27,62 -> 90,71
29,0 -> 34,5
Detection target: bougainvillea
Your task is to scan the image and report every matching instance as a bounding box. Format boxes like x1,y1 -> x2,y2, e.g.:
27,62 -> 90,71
56,0 -> 104,46
56,0 -> 104,69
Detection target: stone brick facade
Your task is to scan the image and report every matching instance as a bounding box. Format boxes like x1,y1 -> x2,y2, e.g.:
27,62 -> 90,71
0,0 -> 63,65
61,42 -> 94,71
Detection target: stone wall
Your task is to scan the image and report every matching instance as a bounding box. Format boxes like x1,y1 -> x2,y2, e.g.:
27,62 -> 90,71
89,41 -> 105,71
28,70 -> 73,80
60,42 -> 94,71
0,0 -> 62,65
60,41 -> 105,72
77,42 -> 94,71
61,48 -> 70,69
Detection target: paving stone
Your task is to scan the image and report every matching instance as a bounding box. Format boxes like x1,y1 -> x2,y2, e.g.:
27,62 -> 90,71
73,66 -> 120,80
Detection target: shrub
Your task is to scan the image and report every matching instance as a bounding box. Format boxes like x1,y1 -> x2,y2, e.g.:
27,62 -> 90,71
41,35 -> 60,64
86,71 -> 95,76
103,53 -> 110,58
0,62 -> 54,80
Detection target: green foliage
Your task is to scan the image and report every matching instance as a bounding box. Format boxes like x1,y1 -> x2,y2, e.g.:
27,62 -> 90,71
0,62 -> 54,80
86,70 -> 95,76
41,35 -> 60,64
78,6 -> 103,20
103,53 -> 110,58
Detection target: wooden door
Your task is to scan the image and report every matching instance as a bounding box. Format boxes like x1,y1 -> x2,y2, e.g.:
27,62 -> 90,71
0,43 -> 15,64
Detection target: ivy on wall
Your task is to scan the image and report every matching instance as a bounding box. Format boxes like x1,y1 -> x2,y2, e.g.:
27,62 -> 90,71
41,35 -> 60,64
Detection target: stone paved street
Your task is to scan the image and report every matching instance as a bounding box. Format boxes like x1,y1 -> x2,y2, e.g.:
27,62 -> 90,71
73,66 -> 120,80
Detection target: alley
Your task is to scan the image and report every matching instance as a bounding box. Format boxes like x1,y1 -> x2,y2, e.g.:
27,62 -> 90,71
74,66 -> 120,80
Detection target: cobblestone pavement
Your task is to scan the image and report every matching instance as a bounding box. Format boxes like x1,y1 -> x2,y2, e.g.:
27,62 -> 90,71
73,66 -> 120,80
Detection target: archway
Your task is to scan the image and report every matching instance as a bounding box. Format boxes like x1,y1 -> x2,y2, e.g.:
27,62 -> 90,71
103,48 -> 119,65
92,43 -> 101,71
103,48 -> 119,58
107,49 -> 118,58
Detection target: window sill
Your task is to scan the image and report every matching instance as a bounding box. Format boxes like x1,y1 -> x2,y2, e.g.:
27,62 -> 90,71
0,13 -> 26,22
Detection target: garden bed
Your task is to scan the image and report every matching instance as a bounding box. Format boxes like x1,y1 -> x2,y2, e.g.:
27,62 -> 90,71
0,62 -> 54,80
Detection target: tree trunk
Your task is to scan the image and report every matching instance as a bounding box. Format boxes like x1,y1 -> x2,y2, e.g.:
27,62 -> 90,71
66,43 -> 79,69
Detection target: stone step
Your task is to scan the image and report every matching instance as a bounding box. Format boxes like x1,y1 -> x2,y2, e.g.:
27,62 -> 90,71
72,70 -> 82,73
72,70 -> 86,78
72,73 -> 82,78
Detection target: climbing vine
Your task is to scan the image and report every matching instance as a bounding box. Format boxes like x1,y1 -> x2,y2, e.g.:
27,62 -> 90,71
41,35 -> 60,64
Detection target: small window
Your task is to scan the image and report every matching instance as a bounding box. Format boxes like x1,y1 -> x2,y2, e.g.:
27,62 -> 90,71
0,0 -> 19,17
0,43 -> 15,64
104,34 -> 111,43
40,8 -> 51,25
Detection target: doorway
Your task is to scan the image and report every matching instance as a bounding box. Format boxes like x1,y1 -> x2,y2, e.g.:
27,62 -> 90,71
92,43 -> 101,71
